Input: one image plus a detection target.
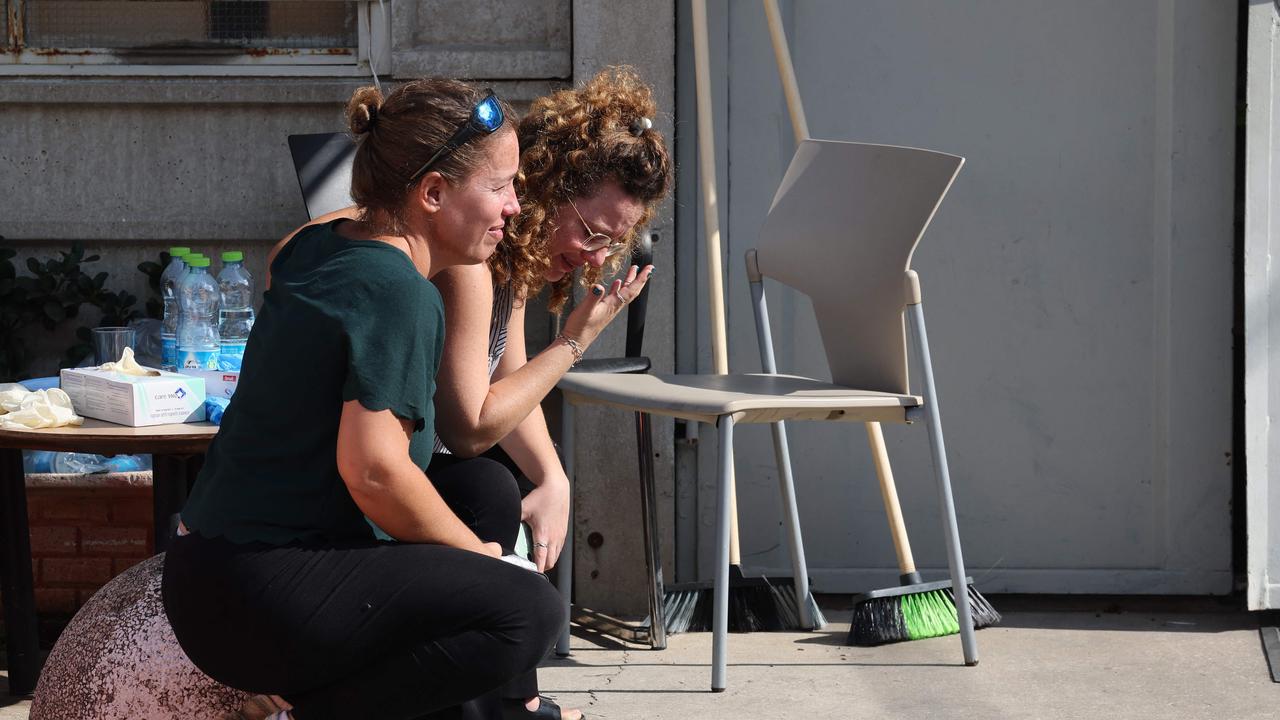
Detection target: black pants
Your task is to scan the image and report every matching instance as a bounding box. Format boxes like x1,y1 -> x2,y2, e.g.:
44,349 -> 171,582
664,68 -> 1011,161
162,456 -> 561,720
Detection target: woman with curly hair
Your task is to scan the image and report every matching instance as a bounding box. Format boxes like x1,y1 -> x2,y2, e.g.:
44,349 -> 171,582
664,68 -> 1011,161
432,64 -> 671,560
425,65 -> 672,720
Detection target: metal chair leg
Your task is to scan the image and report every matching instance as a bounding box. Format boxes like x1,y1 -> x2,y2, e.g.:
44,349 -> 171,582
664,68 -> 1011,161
556,401 -> 576,657
712,415 -> 735,692
635,411 -> 668,649
908,302 -> 978,666
769,420 -> 817,629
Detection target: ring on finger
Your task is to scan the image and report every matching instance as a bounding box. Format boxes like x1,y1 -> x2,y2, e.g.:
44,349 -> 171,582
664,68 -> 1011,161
533,541 -> 549,549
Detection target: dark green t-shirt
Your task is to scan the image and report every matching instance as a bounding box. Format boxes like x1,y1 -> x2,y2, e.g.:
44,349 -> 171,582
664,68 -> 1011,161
181,220 -> 445,545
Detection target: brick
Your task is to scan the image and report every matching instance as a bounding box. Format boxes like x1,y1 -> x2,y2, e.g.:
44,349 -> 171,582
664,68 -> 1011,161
35,588 -> 78,615
24,493 -> 59,522
112,556 -> 147,576
110,496 -> 154,525
38,497 -> 110,524
29,526 -> 78,556
41,558 -> 112,586
81,527 -> 149,557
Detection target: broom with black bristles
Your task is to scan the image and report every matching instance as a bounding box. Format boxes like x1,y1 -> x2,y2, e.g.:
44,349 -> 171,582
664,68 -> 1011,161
656,0 -> 825,635
847,424 -> 1000,646
660,513 -> 827,634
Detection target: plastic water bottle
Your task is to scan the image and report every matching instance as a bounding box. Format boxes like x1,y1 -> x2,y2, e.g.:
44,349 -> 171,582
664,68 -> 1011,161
217,250 -> 255,371
177,255 -> 221,371
160,246 -> 191,371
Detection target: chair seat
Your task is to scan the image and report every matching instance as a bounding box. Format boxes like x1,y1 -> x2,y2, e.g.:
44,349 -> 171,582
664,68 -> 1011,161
557,371 -> 921,425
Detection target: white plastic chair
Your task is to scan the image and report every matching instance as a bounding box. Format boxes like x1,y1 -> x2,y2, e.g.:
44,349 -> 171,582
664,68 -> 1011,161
557,138 -> 977,690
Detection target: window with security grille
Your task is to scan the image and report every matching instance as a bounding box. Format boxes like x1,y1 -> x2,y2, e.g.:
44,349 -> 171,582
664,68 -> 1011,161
2,0 -> 377,69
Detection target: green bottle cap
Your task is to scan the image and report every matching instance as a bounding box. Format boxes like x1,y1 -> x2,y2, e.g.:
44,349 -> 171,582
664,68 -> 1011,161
169,246 -> 191,258
221,251 -> 244,263
187,256 -> 211,268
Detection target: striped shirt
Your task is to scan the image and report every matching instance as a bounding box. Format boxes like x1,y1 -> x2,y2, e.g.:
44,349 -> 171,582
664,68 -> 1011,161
432,282 -> 513,454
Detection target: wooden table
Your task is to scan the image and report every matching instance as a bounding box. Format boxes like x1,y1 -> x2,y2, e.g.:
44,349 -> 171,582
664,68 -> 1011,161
0,420 -> 217,696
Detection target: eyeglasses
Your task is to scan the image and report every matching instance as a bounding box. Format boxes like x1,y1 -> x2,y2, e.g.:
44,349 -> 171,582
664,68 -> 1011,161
406,90 -> 505,186
569,200 -> 628,257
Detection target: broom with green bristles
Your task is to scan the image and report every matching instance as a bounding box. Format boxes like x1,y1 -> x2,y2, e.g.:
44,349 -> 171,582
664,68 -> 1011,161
847,424 -> 1000,646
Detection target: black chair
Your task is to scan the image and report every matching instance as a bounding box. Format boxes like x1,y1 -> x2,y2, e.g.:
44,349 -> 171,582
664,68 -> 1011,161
286,133 -> 667,651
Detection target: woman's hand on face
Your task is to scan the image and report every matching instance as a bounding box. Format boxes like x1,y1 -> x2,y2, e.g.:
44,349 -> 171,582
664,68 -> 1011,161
562,264 -> 653,347
521,474 -> 571,573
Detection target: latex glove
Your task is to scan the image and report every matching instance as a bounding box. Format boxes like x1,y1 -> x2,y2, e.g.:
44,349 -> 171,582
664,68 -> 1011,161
521,474 -> 571,573
0,388 -> 84,430
98,347 -> 160,376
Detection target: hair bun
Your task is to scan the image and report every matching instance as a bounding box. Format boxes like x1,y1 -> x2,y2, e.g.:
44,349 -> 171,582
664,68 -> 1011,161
346,85 -> 384,135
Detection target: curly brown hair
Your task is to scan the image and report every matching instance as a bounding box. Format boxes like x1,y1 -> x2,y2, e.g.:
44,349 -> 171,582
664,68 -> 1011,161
345,79 -> 516,232
492,66 -> 672,312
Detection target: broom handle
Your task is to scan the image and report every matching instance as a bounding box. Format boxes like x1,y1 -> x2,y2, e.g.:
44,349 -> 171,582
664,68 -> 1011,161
764,0 -> 916,579
866,423 -> 918,576
692,0 -> 742,565
764,0 -> 808,144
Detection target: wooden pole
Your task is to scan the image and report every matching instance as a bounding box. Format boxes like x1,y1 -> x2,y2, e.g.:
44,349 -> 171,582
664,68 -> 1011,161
764,0 -> 917,580
692,0 -> 740,563
764,0 -> 809,144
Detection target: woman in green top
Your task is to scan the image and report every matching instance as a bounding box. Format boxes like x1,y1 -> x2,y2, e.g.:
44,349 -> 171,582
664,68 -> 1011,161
162,79 -> 639,720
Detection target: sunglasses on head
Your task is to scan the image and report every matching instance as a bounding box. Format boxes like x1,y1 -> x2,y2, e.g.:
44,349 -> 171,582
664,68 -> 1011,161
406,90 -> 504,186
569,200 -> 628,257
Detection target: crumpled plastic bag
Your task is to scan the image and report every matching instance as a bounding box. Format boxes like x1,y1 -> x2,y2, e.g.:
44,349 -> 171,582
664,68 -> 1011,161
98,346 -> 160,376
0,386 -> 84,430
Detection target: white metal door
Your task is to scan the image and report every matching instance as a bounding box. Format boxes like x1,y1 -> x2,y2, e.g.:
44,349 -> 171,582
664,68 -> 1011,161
1246,0 -> 1280,611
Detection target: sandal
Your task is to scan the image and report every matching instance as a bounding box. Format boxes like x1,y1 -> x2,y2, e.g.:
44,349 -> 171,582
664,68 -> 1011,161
502,695 -> 584,720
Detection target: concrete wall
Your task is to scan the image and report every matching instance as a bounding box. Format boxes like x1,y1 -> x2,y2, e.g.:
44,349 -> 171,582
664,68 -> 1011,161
560,0 -> 677,616
2,0 -> 677,615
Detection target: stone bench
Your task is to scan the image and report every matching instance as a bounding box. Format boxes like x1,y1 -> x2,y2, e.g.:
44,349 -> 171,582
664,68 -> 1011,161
30,553 -> 283,720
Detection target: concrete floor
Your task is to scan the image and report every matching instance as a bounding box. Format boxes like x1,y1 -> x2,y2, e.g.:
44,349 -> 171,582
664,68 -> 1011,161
1,595 -> 1276,719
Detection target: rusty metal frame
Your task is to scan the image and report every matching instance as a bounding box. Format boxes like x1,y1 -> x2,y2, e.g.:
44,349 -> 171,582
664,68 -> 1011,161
1,0 -> 376,72
6,0 -> 24,54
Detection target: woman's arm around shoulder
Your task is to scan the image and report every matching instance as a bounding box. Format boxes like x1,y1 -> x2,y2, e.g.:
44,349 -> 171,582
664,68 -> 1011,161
265,206 -> 360,290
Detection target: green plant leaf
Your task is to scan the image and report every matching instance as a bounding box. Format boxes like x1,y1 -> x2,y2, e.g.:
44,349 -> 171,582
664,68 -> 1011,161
42,300 -> 63,323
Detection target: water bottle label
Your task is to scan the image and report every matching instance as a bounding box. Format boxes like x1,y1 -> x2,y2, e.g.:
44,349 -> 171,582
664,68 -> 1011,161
180,350 -> 219,371
218,342 -> 247,371
162,337 -> 178,371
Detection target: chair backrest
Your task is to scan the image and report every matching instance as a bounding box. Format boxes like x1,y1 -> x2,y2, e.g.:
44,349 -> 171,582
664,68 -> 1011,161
754,139 -> 963,394
287,132 -> 356,220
